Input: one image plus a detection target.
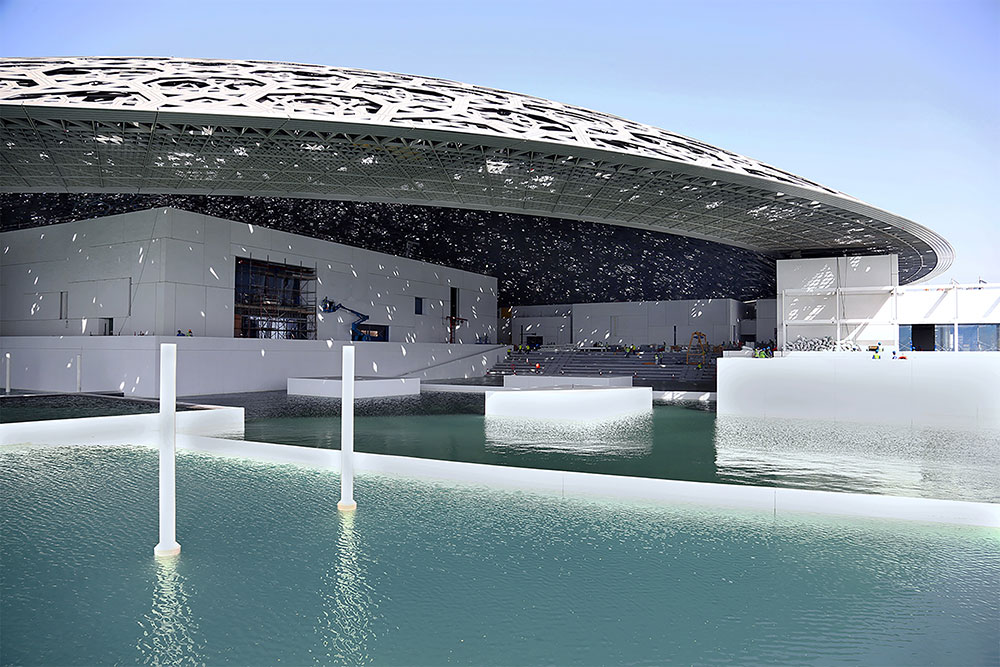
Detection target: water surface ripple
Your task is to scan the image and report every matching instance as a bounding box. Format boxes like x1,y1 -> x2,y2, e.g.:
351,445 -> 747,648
2,446 -> 998,665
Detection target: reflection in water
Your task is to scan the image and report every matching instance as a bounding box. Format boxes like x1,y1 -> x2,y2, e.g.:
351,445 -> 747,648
485,413 -> 654,458
137,557 -> 204,665
714,414 -> 1000,501
316,510 -> 378,664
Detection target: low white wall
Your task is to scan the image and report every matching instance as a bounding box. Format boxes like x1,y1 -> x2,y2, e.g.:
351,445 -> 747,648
5,430 -> 997,527
0,336 -> 505,397
167,436 -> 998,528
718,351 -> 1000,429
0,405 -> 244,446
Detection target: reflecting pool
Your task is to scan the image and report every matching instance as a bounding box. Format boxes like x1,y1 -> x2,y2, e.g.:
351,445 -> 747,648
2,446 -> 997,665
0,447 -> 1000,665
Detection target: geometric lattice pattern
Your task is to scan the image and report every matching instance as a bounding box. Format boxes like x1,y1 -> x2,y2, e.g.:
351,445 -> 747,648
0,57 -> 953,283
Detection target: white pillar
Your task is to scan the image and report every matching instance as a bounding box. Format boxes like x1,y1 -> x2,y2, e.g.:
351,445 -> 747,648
76,354 -> 82,393
154,343 -> 181,557
4,353 -> 9,394
338,345 -> 357,512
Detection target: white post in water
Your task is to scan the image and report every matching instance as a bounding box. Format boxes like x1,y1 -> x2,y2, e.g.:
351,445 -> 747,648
154,343 -> 181,557
338,345 -> 357,512
4,353 -> 10,394
76,354 -> 82,393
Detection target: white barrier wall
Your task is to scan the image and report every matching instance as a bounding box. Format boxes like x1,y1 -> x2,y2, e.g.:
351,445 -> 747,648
0,405 -> 244,446
718,351 -> 1000,429
1,207 -> 498,344
0,336 -> 505,397
164,436 -> 1000,527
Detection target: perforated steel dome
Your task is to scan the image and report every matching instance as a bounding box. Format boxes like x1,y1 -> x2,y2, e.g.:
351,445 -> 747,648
0,56 -> 953,283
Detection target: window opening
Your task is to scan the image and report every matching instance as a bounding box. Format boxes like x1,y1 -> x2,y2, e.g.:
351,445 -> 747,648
233,257 -> 317,340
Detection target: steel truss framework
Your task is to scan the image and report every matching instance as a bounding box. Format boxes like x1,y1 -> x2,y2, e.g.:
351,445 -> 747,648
0,57 -> 953,283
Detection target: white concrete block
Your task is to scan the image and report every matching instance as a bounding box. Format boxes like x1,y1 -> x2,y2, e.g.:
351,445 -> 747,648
485,386 -> 652,419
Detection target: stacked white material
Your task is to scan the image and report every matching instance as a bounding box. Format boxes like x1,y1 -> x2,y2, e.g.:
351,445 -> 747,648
785,336 -> 862,352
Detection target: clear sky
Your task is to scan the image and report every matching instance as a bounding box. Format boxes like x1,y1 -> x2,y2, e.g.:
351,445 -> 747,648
1,0 -> 996,283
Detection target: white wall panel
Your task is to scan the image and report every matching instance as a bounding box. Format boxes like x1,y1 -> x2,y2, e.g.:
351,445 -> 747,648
2,208 -> 498,343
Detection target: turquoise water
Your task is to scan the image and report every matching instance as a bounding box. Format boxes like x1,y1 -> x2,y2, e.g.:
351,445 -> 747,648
2,446 -> 998,665
204,395 -> 1000,502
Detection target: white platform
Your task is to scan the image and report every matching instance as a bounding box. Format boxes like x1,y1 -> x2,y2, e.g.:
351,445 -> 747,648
485,386 -> 652,420
287,376 -> 420,398
718,351 -> 1000,429
502,375 -> 632,388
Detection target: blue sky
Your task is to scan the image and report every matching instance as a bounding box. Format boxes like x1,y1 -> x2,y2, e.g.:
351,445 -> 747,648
1,0 -> 996,282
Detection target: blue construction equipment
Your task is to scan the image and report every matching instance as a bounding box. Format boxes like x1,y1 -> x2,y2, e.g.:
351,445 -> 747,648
321,297 -> 373,341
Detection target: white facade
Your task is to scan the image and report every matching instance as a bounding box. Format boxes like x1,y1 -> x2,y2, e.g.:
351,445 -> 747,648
778,255 -> 900,349
0,208 -> 497,344
777,254 -> 1000,350
510,299 -> 745,347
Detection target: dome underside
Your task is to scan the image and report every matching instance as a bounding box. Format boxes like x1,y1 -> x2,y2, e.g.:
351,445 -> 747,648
0,57 -> 953,284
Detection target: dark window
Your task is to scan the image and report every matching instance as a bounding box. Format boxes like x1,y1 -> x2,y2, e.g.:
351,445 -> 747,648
234,257 -> 316,340
450,287 -> 459,319
414,296 -> 423,315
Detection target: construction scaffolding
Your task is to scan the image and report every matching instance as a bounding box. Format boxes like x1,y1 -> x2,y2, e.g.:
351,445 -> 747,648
233,257 -> 317,340
685,331 -> 709,366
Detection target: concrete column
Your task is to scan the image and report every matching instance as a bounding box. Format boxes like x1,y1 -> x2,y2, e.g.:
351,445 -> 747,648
4,353 -> 10,394
338,345 -> 357,512
154,343 -> 181,557
76,354 -> 82,393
